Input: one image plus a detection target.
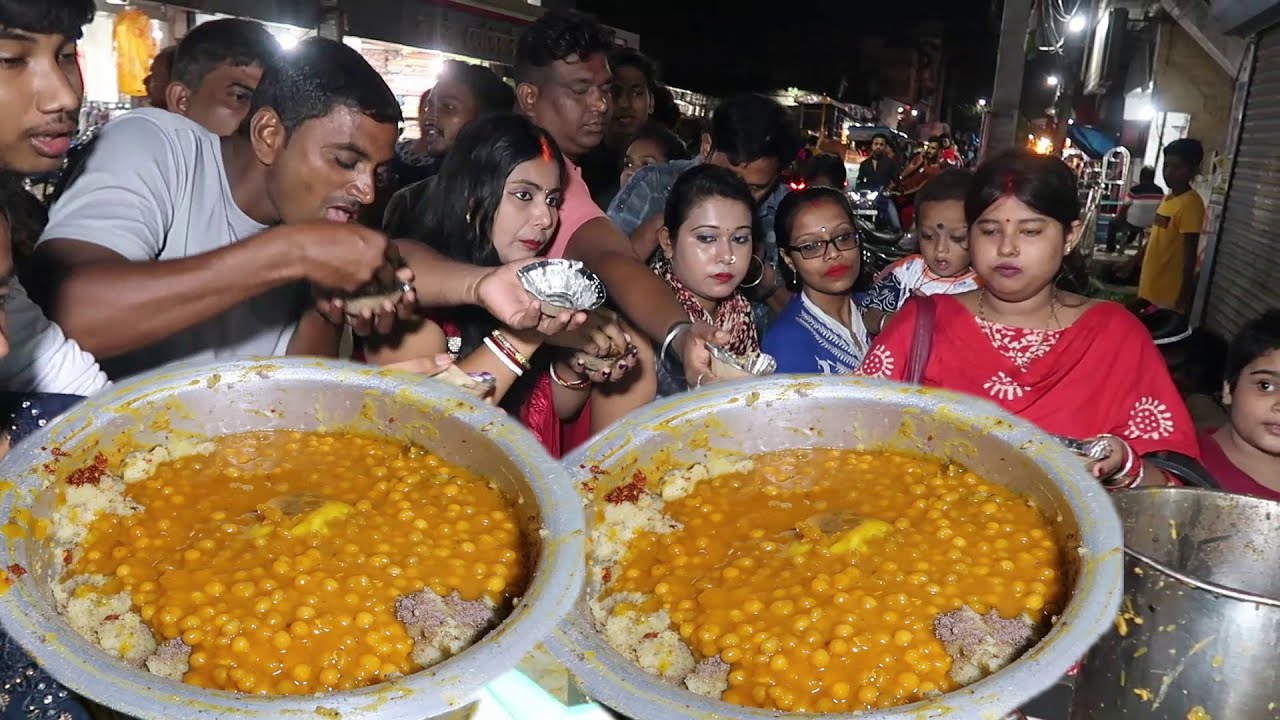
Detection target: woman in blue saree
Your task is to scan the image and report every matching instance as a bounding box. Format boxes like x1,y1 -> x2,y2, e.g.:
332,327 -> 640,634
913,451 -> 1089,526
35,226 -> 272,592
762,187 -> 870,374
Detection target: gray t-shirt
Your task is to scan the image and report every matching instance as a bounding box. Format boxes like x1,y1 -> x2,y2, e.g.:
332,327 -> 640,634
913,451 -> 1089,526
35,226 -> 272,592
40,109 -> 304,380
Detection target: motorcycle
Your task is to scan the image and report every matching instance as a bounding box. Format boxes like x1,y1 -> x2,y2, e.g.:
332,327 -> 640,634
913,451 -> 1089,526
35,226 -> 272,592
849,188 -> 882,226
855,212 -> 916,274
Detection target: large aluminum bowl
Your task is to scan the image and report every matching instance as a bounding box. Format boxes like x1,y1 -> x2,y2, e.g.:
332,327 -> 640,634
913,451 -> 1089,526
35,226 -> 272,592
549,376 -> 1123,719
0,359 -> 585,720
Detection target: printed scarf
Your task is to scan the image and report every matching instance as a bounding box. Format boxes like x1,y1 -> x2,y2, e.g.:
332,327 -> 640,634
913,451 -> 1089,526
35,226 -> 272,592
655,258 -> 759,355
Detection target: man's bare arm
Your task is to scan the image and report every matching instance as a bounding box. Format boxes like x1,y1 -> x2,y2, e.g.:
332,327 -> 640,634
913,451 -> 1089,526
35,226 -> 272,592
1179,232 -> 1200,307
565,216 -> 725,384
628,213 -> 664,262
565,216 -> 687,342
32,231 -> 306,359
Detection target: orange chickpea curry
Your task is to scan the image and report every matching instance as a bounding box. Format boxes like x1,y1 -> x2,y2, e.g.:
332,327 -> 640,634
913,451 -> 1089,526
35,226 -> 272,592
590,449 -> 1066,713
51,431 -> 528,695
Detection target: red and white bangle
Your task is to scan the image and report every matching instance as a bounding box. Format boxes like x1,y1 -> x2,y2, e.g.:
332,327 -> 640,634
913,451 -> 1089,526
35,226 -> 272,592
489,330 -> 531,370
483,337 -> 524,377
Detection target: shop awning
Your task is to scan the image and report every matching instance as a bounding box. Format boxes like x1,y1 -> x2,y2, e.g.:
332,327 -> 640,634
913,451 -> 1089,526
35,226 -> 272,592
1067,124 -> 1119,160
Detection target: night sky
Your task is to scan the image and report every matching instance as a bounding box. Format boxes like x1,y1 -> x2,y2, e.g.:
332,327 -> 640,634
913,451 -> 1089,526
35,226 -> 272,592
576,0 -> 1000,109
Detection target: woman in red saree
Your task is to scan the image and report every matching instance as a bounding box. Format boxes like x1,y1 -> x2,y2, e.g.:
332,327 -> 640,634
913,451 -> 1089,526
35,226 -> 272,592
860,150 -> 1198,487
365,114 -> 635,456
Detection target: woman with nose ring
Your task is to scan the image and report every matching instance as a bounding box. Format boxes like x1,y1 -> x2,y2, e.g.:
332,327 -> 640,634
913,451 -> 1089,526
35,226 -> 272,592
860,150 -> 1199,490
648,165 -> 759,396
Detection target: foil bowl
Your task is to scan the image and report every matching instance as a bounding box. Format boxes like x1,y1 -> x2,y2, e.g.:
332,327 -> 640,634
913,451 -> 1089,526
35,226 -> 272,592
707,342 -> 778,379
516,260 -> 606,315
548,375 -> 1123,720
0,358 -> 585,720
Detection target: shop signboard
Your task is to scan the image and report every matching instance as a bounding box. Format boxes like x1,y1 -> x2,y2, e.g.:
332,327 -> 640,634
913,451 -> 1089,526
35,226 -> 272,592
318,0 -> 519,64
180,0 -> 637,66
354,0 -> 639,64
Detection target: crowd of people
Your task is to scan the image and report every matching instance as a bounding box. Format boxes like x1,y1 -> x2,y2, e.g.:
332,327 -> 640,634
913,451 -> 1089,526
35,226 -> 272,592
1,0 -> 1278,714
5,1 -> 1280,491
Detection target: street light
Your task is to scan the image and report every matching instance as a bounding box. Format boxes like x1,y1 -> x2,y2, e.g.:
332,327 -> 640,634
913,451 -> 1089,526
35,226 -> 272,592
1067,14 -> 1087,33
897,106 -> 905,114
1046,75 -> 1060,87
977,98 -> 988,107
910,109 -> 919,117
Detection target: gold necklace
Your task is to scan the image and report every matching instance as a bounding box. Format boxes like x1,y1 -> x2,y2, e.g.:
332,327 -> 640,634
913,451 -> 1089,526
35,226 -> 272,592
978,288 -> 1062,330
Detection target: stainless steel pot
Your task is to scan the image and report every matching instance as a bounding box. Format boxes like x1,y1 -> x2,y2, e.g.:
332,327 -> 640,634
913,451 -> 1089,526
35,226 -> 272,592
0,359 -> 585,720
549,375 -> 1124,719
1070,487 -> 1280,720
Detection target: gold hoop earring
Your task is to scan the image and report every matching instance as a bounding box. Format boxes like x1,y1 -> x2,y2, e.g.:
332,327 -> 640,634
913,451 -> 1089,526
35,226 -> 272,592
740,255 -> 765,288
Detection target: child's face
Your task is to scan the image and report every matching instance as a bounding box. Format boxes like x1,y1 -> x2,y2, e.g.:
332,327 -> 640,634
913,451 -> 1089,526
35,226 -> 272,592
620,138 -> 666,189
1225,349 -> 1280,456
659,196 -> 754,304
916,199 -> 971,278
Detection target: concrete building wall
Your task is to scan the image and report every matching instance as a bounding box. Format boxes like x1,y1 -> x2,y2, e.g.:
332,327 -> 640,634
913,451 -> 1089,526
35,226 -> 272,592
1152,21 -> 1235,159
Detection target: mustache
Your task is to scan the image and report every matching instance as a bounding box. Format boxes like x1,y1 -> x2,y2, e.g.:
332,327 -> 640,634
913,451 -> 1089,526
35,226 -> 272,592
27,113 -> 78,137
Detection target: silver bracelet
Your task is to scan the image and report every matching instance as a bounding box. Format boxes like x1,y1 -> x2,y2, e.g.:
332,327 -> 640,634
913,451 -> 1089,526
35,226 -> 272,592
659,320 -> 692,363
1098,435 -> 1139,489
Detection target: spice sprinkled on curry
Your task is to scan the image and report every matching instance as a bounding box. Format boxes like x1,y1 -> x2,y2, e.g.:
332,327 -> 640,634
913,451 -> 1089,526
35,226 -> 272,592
51,431 -> 528,694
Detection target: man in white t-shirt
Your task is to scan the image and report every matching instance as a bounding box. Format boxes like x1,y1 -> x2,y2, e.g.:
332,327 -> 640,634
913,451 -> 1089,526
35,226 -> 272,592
35,37 -> 570,379
0,0 -> 108,397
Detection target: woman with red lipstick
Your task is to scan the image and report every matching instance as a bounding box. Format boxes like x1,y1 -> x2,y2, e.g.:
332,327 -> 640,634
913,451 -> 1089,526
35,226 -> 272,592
650,164 -> 759,396
761,187 -> 870,374
861,150 -> 1198,488
366,114 -> 636,456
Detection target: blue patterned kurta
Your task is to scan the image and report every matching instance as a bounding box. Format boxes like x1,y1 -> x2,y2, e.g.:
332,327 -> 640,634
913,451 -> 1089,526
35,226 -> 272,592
761,294 -> 869,374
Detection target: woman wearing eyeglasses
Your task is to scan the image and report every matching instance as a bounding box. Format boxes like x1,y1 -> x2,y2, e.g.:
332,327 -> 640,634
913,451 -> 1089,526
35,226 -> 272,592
761,187 -> 870,374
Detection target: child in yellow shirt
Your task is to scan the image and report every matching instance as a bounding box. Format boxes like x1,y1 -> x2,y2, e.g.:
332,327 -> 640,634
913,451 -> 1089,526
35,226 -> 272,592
1136,139 -> 1205,312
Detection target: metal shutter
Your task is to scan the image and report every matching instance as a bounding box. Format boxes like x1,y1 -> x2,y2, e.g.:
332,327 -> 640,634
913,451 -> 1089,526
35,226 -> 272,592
1203,27 -> 1280,337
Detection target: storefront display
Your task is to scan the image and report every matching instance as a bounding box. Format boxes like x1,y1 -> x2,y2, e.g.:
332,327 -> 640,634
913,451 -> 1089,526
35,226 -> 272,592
80,2 -> 175,106
112,8 -> 156,97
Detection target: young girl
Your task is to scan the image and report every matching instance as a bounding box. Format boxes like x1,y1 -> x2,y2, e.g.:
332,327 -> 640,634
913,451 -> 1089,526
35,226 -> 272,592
367,113 -> 635,456
861,150 -> 1198,488
652,164 -> 758,395
619,124 -> 689,191
761,187 -> 869,374
1198,311 -> 1280,498
862,169 -> 981,335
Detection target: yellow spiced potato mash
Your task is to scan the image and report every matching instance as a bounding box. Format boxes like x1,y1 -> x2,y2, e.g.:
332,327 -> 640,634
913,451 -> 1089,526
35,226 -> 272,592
590,449 -> 1066,713
51,431 -> 528,695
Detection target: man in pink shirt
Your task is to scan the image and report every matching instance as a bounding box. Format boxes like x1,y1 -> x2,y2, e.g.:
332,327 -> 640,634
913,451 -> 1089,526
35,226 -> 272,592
512,10 -> 721,390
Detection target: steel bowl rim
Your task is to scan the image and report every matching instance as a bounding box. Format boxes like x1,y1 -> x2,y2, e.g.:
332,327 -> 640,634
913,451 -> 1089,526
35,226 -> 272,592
1116,487 -> 1280,607
547,374 -> 1124,719
0,358 -> 586,719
